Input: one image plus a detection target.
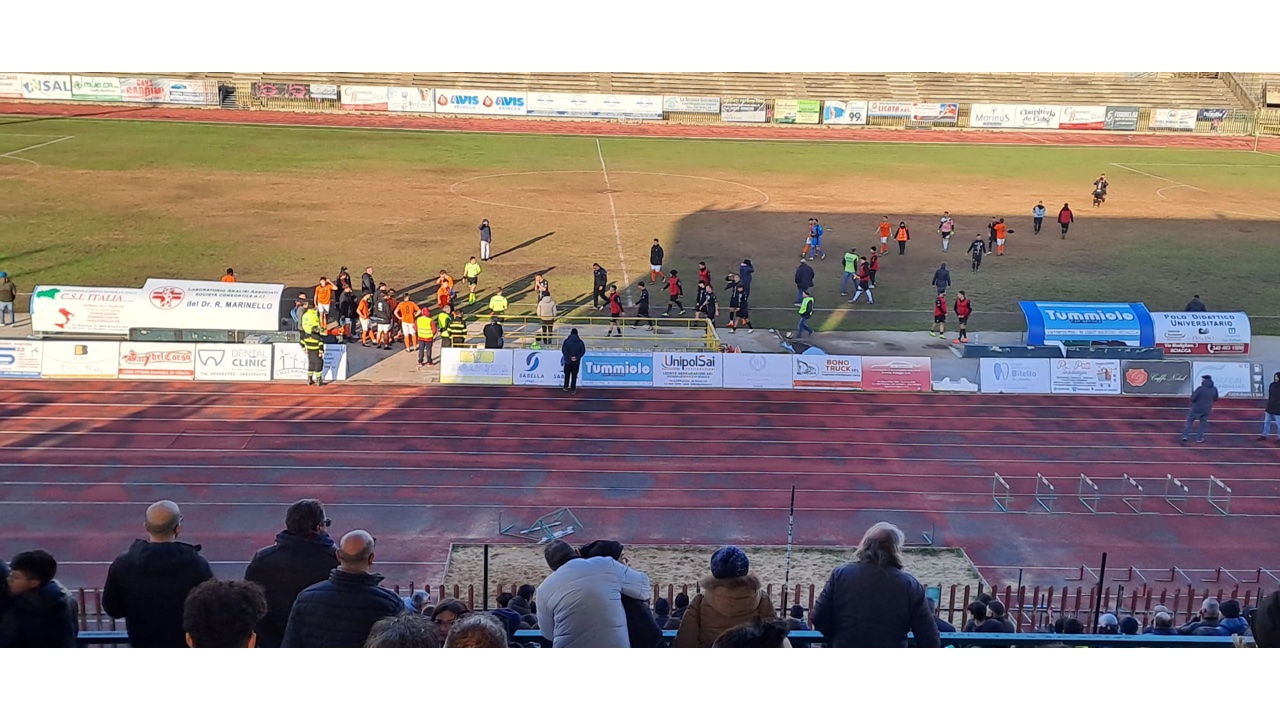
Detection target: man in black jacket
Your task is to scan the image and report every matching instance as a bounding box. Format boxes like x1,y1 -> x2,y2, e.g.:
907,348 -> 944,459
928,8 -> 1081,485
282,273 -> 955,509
811,522 -> 940,648
793,259 -> 814,306
103,500 -> 214,648
649,238 -> 665,283
1261,372 -> 1280,441
243,499 -> 340,648
591,263 -> 609,310
561,328 -> 586,394
483,317 -> 504,349
361,266 -> 376,298
0,550 -> 78,648
281,530 -> 404,648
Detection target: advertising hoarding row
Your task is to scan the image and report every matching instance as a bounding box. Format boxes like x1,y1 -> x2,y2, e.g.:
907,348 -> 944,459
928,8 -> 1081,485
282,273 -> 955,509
0,341 -> 345,381
5,74 -> 219,104
979,358 -> 1263,397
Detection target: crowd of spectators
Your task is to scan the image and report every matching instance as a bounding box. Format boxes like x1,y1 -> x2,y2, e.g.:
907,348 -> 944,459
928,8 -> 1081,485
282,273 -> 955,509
2,499 -> 1277,648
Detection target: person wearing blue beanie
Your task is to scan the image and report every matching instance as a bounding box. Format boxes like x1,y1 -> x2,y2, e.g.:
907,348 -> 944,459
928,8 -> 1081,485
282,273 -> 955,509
673,546 -> 773,648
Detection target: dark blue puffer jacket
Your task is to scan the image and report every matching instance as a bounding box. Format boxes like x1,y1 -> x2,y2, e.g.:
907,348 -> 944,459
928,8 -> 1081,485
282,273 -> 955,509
244,531 -> 339,648
0,580 -> 78,648
281,569 -> 404,648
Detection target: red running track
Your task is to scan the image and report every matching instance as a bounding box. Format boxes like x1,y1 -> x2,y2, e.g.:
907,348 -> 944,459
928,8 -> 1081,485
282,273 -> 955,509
1,381 -> 1278,590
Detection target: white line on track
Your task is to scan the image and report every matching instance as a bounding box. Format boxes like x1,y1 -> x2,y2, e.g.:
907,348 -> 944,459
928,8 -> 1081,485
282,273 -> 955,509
596,138 -> 632,303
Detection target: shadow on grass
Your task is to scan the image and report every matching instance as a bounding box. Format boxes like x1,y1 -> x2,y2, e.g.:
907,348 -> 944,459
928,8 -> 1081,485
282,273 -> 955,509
490,232 -> 556,260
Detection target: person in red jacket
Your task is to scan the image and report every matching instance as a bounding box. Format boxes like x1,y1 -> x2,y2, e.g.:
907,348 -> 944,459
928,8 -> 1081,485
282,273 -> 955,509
698,262 -> 712,288
1058,203 -> 1074,238
930,292 -> 947,339
867,250 -> 880,288
663,270 -> 685,316
606,285 -> 624,337
953,291 -> 972,344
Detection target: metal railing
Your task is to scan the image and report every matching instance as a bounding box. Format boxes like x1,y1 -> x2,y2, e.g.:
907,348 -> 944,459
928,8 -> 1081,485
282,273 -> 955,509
459,313 -> 720,352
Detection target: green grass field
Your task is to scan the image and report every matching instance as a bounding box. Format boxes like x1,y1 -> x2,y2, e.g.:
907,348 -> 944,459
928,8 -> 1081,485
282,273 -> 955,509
3,116 -> 1279,333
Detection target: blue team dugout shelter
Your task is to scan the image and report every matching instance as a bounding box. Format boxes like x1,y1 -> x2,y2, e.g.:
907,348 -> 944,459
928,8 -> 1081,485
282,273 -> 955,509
1019,301 -> 1155,346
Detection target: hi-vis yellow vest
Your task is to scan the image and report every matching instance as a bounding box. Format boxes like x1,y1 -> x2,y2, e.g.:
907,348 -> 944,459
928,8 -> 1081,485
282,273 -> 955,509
415,315 -> 435,339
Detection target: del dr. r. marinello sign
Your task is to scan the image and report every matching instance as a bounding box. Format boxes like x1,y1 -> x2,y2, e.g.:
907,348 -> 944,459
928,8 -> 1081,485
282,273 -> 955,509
1020,301 -> 1155,346
31,279 -> 285,335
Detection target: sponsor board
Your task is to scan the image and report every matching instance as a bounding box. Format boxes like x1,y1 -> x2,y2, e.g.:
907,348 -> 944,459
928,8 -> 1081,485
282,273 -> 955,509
1020,301 -> 1155,346
979,358 -> 1052,394
41,341 -> 121,379
252,82 -> 314,100
20,74 -> 73,100
438,348 -> 512,385
1151,108 -> 1197,131
0,341 -> 43,378
1050,358 -> 1122,395
340,86 -> 389,111
386,87 -> 434,113
1058,105 -> 1108,130
1198,108 -> 1230,121
434,88 -> 528,116
968,103 -> 1018,128
310,84 -> 338,100
120,78 -> 165,103
868,101 -> 913,118
1016,104 -> 1061,129
32,279 -> 284,335
0,73 -> 22,98
272,343 -> 349,382
663,96 -> 720,113
721,98 -> 768,123
911,103 -> 959,123
1121,360 -> 1192,396
1192,361 -> 1265,398
512,350 -> 565,387
1104,106 -> 1141,131
194,344 -> 273,381
653,352 -> 723,388
823,100 -> 868,125
862,356 -> 932,392
721,353 -> 793,389
162,79 -> 217,105
1151,312 -> 1250,355
773,99 -> 820,125
792,355 -> 862,389
581,352 -> 653,387
71,75 -> 122,102
525,92 -> 661,119
118,342 -> 196,380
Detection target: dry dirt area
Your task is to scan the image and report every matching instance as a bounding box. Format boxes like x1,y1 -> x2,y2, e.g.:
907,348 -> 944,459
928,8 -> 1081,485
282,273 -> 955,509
444,543 -> 987,598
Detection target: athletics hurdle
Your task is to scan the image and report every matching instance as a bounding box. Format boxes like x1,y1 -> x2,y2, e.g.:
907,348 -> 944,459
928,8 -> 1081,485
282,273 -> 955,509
1036,473 -> 1057,513
1121,474 -> 1146,514
1208,476 -> 1232,516
1164,474 -> 1190,514
993,473 -> 1012,512
1078,474 -> 1100,513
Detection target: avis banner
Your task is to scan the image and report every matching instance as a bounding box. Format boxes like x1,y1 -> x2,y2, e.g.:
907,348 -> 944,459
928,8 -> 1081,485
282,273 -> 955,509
823,100 -> 868,125
340,86 -> 389,111
1058,105 -> 1108,130
118,342 -> 196,380
1151,108 -> 1197,131
1150,312 -> 1250,355
433,88 -> 528,116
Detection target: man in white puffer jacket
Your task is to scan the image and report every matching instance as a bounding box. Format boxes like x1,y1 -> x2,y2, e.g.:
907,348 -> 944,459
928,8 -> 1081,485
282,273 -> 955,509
536,540 -> 650,648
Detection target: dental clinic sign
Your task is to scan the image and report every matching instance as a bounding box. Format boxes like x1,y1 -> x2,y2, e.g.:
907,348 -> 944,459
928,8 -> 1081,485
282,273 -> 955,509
1020,301 -> 1155,346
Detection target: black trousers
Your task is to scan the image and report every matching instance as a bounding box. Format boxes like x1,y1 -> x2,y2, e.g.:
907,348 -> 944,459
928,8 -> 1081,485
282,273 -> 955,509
898,240 -> 907,255
1033,217 -> 1043,233
972,254 -> 983,271
563,358 -> 581,391
593,287 -> 608,308
307,349 -> 323,374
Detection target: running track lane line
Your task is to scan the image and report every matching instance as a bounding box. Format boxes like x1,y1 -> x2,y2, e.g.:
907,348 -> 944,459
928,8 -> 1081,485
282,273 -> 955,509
596,137 -> 632,304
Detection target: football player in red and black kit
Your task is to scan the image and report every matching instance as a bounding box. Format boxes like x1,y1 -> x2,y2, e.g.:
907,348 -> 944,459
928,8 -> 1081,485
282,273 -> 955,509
663,270 -> 685,316
606,285 -> 624,337
931,292 -> 948,339
954,291 -> 972,344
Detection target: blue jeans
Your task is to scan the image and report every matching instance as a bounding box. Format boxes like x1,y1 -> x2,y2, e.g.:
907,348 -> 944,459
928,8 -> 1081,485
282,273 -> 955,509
841,272 -> 855,293
0,301 -> 13,325
796,286 -> 806,304
417,338 -> 434,365
1263,413 -> 1280,438
796,316 -> 813,338
1181,411 -> 1210,441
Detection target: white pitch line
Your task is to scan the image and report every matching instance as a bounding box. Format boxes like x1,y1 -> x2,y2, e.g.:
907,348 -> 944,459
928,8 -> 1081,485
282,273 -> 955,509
1117,162 -> 1280,168
0,135 -> 74,158
595,138 -> 632,303
1108,161 -> 1205,192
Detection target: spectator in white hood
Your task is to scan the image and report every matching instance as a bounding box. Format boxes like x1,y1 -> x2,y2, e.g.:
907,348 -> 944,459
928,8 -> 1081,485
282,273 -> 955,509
535,539 -> 650,648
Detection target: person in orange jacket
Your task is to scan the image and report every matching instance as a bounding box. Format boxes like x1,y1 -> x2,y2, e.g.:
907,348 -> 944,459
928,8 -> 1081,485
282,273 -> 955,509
877,216 -> 892,254
395,293 -> 421,351
436,270 -> 455,311
894,222 -> 910,255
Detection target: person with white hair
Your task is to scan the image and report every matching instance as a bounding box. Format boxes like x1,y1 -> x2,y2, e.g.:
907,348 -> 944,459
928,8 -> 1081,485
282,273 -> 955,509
1178,597 -> 1227,636
811,522 -> 940,648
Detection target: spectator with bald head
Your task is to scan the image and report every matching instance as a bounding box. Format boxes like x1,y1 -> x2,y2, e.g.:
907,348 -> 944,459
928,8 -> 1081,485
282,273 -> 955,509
281,530 -> 404,648
244,498 -> 340,648
102,500 -> 214,647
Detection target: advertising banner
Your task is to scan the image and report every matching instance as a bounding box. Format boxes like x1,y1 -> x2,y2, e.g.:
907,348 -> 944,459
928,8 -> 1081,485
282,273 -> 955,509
773,99 -> 820,124
722,353 -> 793,389
252,82 -> 315,100
340,86 -> 389,111
525,92 -> 661,119
71,76 -> 122,102
433,88 -> 528,116
0,73 -> 22,98
194,344 -> 273,381
968,103 -> 1018,128
721,98 -> 768,123
1150,312 -> 1250,355
41,341 -> 121,379
120,78 -> 165,103
386,87 -> 434,113
118,342 -> 196,380
163,79 -> 217,105
310,84 -> 338,100
862,356 -> 932,392
1020,301 -> 1155,346
979,358 -> 1052,394
911,103 -> 959,123
1121,360 -> 1193,396
1050,358 -> 1122,395
438,348 -> 512,385
1058,105 -> 1108,130
0,341 -> 43,378
273,343 -> 349,382
792,355 -> 862,389
32,279 -> 285,335
1197,108 -> 1230,121
663,96 -> 720,113
653,352 -> 723,388
1104,106 -> 1141,131
512,350 -> 565,387
868,101 -> 913,118
581,352 -> 653,387
823,100 -> 868,125
1192,361 -> 1265,398
1015,105 -> 1061,129
20,74 -> 73,100
1151,108 -> 1197,131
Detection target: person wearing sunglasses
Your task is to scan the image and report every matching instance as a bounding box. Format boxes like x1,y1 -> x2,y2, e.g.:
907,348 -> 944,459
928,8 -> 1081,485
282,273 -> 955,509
244,499 -> 340,648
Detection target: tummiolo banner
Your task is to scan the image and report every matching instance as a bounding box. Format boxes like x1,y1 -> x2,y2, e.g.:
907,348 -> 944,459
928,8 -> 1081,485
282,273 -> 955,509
434,88 -> 528,116
118,342 -> 196,380
663,96 -> 720,113
386,87 -> 434,113
163,79 -> 217,105
0,73 -> 22,99
823,100 -> 868,125
910,103 -> 959,123
1150,312 -> 1250,355
721,98 -> 769,123
1058,106 -> 1107,130
1151,108 -> 1197,131
867,101 -> 913,118
71,76 -> 122,102
120,78 -> 165,103
968,103 -> 1018,128
340,86 -> 389,111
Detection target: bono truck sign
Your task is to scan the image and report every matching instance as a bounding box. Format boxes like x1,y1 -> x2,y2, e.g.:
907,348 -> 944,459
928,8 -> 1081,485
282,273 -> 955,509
1150,312 -> 1250,355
